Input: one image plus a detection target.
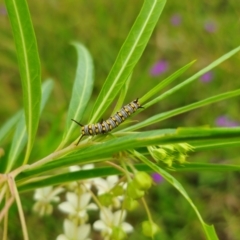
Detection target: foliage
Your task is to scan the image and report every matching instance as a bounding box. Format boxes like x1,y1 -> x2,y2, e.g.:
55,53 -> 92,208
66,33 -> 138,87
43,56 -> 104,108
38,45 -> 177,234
0,0 -> 240,239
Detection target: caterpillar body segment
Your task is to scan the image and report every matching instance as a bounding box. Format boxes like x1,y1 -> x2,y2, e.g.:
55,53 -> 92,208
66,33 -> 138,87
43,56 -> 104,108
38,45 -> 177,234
72,98 -> 142,145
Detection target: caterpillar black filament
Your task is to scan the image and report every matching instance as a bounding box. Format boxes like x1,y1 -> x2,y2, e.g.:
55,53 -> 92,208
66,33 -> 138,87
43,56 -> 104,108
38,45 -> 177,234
71,98 -> 142,145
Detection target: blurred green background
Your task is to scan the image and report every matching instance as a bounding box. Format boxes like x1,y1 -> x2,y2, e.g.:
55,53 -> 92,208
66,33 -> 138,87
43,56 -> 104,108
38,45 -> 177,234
0,0 -> 240,239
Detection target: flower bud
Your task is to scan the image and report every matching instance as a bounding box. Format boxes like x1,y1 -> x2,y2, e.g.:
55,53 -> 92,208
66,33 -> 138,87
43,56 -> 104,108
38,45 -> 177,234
163,156 -> 174,167
162,145 -> 175,152
174,143 -> 194,153
98,193 -> 112,206
177,153 -> 186,163
133,172 -> 152,190
148,146 -> 167,162
111,227 -> 127,240
122,197 -> 139,211
127,181 -> 144,199
142,220 -> 160,237
112,185 -> 124,196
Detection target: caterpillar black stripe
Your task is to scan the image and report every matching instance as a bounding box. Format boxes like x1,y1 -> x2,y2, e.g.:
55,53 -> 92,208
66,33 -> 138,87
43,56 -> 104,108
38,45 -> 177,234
71,98 -> 142,145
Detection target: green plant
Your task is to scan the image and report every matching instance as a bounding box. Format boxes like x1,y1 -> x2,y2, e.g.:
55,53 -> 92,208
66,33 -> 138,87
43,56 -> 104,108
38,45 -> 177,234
1,0 -> 240,239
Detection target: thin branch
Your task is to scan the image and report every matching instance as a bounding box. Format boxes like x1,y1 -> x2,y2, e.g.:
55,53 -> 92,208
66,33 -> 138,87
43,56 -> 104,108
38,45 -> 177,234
11,177 -> 29,240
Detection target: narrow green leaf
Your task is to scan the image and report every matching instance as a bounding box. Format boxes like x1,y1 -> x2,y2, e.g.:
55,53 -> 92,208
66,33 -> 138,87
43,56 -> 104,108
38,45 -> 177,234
17,127 -> 240,178
142,46 -> 240,110
17,129 -> 176,178
18,161 -> 240,193
5,80 -> 54,172
5,0 -> 42,164
203,224 -> 219,240
0,111 -> 21,143
89,0 -> 166,123
59,42 -> 94,148
192,140 -> 240,151
17,163 -> 152,192
133,151 -> 219,240
173,163 -> 240,172
111,73 -> 132,115
6,110 -> 27,173
177,127 -> 240,136
40,79 -> 54,112
141,60 -> 196,104
18,166 -> 126,192
123,88 -> 240,131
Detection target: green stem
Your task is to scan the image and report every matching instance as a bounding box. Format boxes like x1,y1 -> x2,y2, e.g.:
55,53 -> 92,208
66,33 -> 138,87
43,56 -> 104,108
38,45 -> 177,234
12,179 -> 29,240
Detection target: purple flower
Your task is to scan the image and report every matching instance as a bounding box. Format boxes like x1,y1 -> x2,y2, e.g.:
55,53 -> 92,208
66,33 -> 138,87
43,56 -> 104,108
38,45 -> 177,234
0,5 -> 7,15
151,173 -> 163,184
150,60 -> 169,76
204,21 -> 217,33
200,71 -> 214,83
215,116 -> 239,127
170,14 -> 182,26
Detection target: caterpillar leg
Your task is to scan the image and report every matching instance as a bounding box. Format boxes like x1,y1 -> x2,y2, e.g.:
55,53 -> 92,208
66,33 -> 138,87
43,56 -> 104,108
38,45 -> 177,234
135,98 -> 144,109
71,119 -> 84,145
76,134 -> 84,145
71,119 -> 83,126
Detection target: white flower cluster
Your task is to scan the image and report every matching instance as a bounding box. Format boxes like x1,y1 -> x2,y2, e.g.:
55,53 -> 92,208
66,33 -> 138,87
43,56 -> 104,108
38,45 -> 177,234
33,164 -> 133,240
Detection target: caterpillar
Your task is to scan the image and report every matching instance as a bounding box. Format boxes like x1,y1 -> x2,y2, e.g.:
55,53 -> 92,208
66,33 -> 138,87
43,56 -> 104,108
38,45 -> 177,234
71,98 -> 142,145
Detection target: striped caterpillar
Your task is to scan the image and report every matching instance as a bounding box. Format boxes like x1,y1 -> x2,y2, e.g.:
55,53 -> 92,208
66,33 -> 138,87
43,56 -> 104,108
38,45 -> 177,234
71,98 -> 142,145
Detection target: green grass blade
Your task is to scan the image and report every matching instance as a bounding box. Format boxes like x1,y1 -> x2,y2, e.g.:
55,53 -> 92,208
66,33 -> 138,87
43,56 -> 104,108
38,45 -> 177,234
0,111 -> 21,143
143,46 -> 240,109
124,88 -> 240,131
5,80 -> 53,172
5,0 -> 41,164
89,0 -> 166,123
133,150 -> 219,240
141,60 -> 196,104
59,42 -> 94,147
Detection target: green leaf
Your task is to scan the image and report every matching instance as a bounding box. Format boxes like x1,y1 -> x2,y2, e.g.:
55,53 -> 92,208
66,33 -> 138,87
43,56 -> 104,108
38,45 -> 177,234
5,0 -> 42,164
0,111 -> 21,144
18,166 -> 127,192
16,127 -> 240,179
141,60 -> 196,104
111,73 -> 132,115
40,79 -> 54,112
143,46 -> 240,110
59,42 -> 94,148
18,161 -> 240,193
123,88 -> 240,131
17,129 -> 176,179
5,80 -> 54,172
172,163 -> 240,172
133,150 -> 219,240
89,0 -> 166,123
192,139 -> 240,151
6,110 -> 27,173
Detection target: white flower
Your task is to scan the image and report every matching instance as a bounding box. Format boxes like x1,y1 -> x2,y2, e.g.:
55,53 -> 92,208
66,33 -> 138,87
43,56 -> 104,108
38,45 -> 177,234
56,219 -> 91,240
34,186 -> 64,202
68,164 -> 96,192
94,176 -> 124,208
58,192 -> 98,222
33,186 -> 64,216
94,176 -> 119,195
93,207 -> 133,239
